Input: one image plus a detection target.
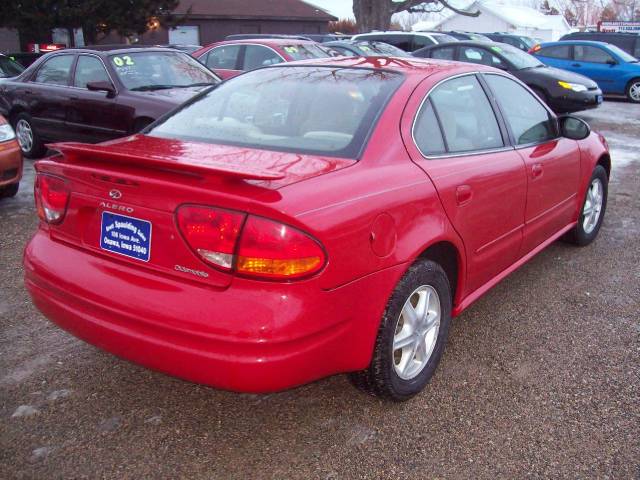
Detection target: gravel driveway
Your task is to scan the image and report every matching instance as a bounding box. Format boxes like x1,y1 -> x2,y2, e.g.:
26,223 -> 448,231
1,100 -> 638,479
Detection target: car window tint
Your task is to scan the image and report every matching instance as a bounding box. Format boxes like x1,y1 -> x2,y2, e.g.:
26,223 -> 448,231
206,45 -> 241,70
459,46 -> 504,67
35,55 -> 74,85
431,47 -> 455,60
413,99 -> 446,156
0,56 -> 24,78
428,75 -> 503,153
243,45 -> 283,70
574,45 -> 614,64
74,55 -> 110,88
412,36 -> 435,49
485,74 -> 556,145
332,46 -> 356,56
537,45 -> 571,59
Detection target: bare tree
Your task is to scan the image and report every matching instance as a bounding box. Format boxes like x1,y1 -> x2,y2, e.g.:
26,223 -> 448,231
352,0 -> 479,32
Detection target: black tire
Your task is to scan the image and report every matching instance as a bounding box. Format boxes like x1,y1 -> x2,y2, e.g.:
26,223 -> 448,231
564,165 -> 608,246
349,259 -> 452,401
626,78 -> 640,104
1,182 -> 19,198
12,113 -> 46,158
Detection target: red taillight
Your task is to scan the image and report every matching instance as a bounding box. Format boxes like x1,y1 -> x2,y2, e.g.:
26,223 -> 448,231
176,206 -> 326,280
236,216 -> 326,279
34,174 -> 69,224
176,205 -> 245,270
529,44 -> 541,54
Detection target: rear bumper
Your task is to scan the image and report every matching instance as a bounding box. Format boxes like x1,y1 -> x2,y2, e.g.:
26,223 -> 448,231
0,140 -> 22,187
24,230 -> 405,392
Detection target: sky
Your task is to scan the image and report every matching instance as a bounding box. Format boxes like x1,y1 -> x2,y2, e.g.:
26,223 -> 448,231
306,0 -> 355,19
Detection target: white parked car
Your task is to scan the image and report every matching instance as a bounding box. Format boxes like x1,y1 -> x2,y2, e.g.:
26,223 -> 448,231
351,31 -> 458,52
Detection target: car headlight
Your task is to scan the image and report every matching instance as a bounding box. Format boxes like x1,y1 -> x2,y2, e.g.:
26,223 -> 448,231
558,81 -> 588,93
0,123 -> 16,142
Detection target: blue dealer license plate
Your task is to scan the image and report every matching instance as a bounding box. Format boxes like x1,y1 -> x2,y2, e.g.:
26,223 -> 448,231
100,211 -> 152,262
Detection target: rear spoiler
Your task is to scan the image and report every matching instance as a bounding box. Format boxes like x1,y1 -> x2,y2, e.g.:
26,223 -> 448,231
47,142 -> 285,181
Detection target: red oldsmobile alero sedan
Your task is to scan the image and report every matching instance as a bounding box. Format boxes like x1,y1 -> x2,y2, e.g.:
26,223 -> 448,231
192,39 -> 331,79
24,57 -> 610,401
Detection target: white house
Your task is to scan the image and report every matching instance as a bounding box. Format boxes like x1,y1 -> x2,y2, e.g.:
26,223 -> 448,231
412,1 -> 572,42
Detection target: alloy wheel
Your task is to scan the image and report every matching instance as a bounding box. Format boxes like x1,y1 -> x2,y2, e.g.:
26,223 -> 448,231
393,285 -> 441,380
630,82 -> 640,102
15,119 -> 33,153
583,178 -> 603,234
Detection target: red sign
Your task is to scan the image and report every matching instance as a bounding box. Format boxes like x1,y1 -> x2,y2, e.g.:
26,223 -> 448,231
27,43 -> 66,53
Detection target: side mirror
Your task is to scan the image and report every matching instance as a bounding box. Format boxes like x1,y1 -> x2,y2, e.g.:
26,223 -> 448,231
606,59 -> 617,66
559,115 -> 590,140
87,80 -> 116,98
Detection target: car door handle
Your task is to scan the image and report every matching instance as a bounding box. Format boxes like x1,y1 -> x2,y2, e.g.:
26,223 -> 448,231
531,163 -> 543,179
456,185 -> 473,205
68,95 -> 79,100
571,63 -> 581,67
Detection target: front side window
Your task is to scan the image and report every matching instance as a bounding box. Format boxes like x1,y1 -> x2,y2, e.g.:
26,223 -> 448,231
35,55 -> 74,85
431,47 -> 456,60
148,66 -> 404,158
109,51 -> 219,91
205,45 -> 242,70
537,45 -> 571,60
459,46 -> 505,68
242,45 -> 283,70
484,74 -> 556,145
412,36 -> 435,49
489,44 -> 543,70
574,46 -> 614,64
425,75 -> 503,154
74,56 -> 110,88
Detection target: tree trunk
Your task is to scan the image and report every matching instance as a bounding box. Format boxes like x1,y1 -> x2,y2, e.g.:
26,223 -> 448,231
352,0 -> 394,33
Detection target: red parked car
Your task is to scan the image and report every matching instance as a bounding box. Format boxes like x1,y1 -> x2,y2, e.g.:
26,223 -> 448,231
0,114 -> 22,198
192,39 -> 331,79
24,57 -> 610,401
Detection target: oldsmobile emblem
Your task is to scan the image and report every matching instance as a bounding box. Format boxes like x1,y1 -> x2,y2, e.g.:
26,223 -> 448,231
109,189 -> 122,199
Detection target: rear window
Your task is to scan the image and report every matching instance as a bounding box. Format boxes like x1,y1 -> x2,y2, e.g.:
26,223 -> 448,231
148,66 -> 403,158
282,44 -> 331,60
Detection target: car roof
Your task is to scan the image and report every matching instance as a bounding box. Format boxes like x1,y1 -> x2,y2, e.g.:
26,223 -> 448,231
279,55 -> 499,77
542,40 -> 613,47
212,39 -> 319,47
355,31 -> 440,37
51,46 -> 178,55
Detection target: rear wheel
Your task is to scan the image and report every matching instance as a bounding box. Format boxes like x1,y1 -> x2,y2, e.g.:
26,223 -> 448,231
13,113 -> 46,158
349,259 -> 452,401
564,165 -> 608,246
626,78 -> 640,103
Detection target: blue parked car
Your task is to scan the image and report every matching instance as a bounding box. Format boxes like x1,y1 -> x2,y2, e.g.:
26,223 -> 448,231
531,40 -> 640,103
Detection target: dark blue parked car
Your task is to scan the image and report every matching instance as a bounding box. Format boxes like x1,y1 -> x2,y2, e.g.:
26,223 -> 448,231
531,40 -> 640,103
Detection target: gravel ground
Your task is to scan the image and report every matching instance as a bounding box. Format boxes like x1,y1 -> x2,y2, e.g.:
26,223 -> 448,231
1,100 -> 639,479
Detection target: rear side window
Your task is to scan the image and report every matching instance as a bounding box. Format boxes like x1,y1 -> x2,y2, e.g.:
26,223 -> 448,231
431,47 -> 456,60
574,45 -> 614,64
35,55 -> 74,85
412,36 -> 435,50
205,45 -> 241,70
484,74 -> 556,145
459,46 -> 504,68
536,45 -> 571,59
424,75 -> 503,154
413,100 -> 446,156
242,45 -> 283,70
74,55 -> 110,88
280,44 -> 331,60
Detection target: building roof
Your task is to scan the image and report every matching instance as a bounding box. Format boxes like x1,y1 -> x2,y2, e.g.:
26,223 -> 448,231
425,1 -> 569,31
173,0 -> 337,21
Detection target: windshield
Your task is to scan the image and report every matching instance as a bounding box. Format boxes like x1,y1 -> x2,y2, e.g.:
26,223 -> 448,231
355,41 -> 410,57
282,44 -> 332,60
606,44 -> 638,62
519,36 -> 535,48
109,51 -> 220,91
148,66 -> 404,158
0,56 -> 25,78
490,44 -> 543,69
